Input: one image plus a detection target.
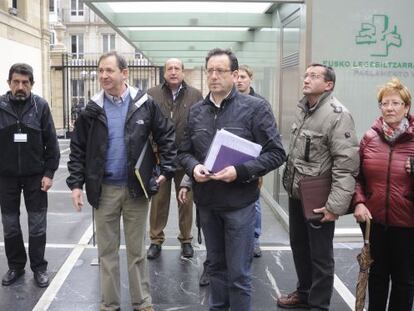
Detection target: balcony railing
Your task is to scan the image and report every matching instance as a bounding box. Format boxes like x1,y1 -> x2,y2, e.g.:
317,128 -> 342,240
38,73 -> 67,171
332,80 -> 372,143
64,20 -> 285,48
65,53 -> 151,66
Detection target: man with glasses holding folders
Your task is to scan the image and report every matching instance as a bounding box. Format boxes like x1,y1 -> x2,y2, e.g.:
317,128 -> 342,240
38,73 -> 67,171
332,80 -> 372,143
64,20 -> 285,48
178,48 -> 285,311
279,63 -> 359,310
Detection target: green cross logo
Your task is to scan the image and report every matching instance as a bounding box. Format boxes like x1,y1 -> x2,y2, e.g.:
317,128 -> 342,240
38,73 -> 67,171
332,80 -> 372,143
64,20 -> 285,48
356,14 -> 402,57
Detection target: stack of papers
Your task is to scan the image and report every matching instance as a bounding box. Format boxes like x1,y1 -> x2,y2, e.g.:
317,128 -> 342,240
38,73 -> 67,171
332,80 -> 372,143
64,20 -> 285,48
204,129 -> 262,173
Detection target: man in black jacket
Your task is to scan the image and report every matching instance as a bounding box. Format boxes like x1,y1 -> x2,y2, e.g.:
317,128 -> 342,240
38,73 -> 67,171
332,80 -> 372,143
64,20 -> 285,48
178,48 -> 285,311
67,51 -> 176,311
0,63 -> 60,288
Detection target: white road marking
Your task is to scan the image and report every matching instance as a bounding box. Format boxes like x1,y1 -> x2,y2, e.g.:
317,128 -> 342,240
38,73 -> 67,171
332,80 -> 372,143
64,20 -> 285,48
0,243 -> 360,251
265,266 -> 281,298
32,224 -> 94,311
334,274 -> 361,310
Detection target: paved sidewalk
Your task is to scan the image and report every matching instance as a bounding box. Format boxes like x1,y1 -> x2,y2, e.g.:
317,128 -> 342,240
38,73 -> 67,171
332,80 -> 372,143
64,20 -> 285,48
0,140 -> 387,311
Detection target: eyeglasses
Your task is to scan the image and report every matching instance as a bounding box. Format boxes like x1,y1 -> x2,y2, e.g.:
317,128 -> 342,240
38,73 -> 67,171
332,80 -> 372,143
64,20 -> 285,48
303,73 -> 324,81
205,68 -> 232,76
378,101 -> 405,109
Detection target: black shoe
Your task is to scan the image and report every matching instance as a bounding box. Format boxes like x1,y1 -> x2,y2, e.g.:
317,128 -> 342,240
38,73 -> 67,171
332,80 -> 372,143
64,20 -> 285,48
2,269 -> 25,286
253,243 -> 262,258
147,244 -> 162,260
199,267 -> 210,286
34,271 -> 49,288
181,243 -> 194,258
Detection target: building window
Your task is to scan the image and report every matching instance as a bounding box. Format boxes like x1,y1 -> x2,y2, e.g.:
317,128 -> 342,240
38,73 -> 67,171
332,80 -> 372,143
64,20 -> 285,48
50,31 -> 55,46
71,35 -> 84,59
71,0 -> 84,16
8,0 -> 18,15
102,34 -> 115,53
49,0 -> 54,12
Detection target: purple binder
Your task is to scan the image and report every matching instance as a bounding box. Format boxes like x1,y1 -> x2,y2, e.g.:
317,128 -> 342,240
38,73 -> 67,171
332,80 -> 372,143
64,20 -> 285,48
211,145 -> 256,172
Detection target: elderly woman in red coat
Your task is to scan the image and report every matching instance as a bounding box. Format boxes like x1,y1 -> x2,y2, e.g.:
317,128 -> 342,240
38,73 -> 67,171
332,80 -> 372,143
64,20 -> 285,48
353,77 -> 414,311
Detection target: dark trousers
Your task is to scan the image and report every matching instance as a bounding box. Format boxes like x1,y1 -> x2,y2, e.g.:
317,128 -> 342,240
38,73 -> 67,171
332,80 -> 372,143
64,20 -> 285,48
199,203 -> 256,311
0,175 -> 48,272
366,222 -> 414,311
289,198 -> 335,311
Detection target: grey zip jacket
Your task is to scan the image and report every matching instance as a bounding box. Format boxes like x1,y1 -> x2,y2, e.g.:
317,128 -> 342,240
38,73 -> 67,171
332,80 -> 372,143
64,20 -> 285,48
282,91 -> 359,215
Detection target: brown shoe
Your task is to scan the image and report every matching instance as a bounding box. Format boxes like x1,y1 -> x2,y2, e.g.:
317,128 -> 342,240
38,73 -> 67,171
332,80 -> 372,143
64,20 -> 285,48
277,291 -> 309,309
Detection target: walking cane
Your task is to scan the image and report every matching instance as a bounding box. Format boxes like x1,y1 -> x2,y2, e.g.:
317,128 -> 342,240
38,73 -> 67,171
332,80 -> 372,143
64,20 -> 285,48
196,207 -> 202,244
90,207 -> 99,266
92,207 -> 96,246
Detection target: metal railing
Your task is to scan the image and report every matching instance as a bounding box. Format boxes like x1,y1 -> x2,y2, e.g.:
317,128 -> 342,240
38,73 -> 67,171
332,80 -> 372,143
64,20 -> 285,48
61,54 -> 160,135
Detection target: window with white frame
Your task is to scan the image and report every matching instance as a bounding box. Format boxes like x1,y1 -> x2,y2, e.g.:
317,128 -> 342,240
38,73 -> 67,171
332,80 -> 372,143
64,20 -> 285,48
102,34 -> 115,53
71,34 -> 84,59
71,0 -> 84,16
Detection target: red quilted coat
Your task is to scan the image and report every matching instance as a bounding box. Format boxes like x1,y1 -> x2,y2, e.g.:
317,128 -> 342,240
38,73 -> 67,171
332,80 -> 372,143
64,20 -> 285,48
354,116 -> 414,227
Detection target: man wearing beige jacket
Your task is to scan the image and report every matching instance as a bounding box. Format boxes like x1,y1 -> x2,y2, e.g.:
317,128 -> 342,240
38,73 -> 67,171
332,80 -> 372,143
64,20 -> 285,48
278,63 -> 359,311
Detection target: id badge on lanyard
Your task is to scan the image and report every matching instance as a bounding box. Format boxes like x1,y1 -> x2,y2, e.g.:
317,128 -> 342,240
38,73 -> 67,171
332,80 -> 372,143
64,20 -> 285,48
14,133 -> 27,143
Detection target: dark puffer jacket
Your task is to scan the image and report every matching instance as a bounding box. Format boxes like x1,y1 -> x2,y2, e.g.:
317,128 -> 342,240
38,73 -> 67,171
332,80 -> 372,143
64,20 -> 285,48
66,87 -> 176,208
353,116 -> 414,227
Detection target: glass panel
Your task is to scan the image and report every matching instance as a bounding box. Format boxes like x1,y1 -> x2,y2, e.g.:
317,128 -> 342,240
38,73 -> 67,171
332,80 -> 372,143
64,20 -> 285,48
278,12 -> 301,209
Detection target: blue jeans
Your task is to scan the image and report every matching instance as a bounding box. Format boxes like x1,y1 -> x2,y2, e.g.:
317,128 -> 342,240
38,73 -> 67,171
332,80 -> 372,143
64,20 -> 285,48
199,203 -> 256,311
254,199 -> 261,245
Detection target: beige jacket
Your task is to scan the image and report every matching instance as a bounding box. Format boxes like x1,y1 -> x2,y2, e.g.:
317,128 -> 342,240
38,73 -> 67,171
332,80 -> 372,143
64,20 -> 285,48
282,91 -> 359,215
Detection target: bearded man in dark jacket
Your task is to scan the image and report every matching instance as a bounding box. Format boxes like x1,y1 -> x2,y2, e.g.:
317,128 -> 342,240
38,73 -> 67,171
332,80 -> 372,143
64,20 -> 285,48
0,63 -> 60,288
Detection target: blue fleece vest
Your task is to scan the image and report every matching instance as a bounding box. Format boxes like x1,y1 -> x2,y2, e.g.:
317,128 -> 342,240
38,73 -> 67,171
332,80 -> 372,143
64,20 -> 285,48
103,91 -> 130,186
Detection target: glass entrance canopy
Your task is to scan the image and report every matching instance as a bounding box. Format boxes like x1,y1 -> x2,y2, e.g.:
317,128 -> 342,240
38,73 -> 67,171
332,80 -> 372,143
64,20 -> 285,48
83,0 -> 301,67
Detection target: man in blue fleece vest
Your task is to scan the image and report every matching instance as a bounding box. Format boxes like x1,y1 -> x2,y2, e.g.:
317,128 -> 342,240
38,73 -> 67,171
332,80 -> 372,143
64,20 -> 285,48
67,51 -> 176,311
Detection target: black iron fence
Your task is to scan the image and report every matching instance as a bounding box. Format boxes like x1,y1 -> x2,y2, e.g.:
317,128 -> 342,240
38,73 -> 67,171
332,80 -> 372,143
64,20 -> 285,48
61,54 -> 160,134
